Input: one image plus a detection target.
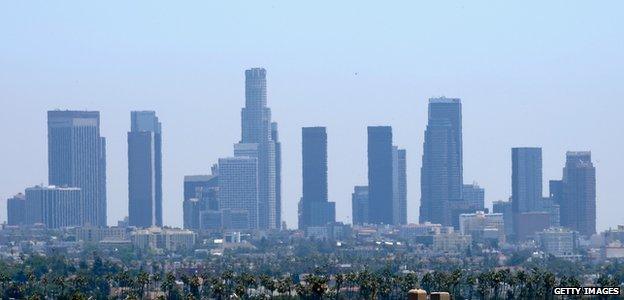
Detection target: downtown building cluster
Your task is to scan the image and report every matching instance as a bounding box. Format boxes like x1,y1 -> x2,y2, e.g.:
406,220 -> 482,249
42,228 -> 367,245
5,68 -> 598,247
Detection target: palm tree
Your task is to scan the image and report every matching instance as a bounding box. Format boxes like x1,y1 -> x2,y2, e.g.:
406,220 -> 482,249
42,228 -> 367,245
137,271 -> 150,297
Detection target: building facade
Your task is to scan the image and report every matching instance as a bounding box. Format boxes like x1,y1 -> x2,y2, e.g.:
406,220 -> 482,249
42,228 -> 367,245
128,111 -> 162,228
7,193 -> 26,226
420,97 -> 462,227
561,151 -> 596,236
240,68 -> 280,230
367,126 -> 394,225
183,173 -> 219,230
392,148 -> 407,225
352,186 -> 369,225
218,157 -> 259,230
25,185 -> 82,228
299,127 -> 336,229
47,110 -> 107,226
459,211 -> 506,244
511,147 -> 543,213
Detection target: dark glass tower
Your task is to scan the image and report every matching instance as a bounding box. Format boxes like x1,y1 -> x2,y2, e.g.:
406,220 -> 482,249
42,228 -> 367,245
367,126 -> 394,224
271,122 -> 282,229
240,68 -> 279,229
298,127 -> 335,229
561,151 -> 596,236
128,111 -> 162,228
351,186 -> 369,225
511,147 -> 543,214
47,110 -> 107,227
419,97 -> 462,226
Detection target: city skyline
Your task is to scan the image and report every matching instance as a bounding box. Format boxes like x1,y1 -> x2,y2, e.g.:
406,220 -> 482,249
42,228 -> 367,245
0,88 -> 605,231
1,2 -> 623,230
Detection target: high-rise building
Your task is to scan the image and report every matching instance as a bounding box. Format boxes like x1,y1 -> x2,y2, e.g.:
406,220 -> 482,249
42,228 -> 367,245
47,110 -> 107,227
351,186 -> 369,225
218,157 -> 259,230
462,183 -> 485,212
7,193 -> 26,226
367,126 -> 394,224
183,173 -> 218,230
561,151 -> 596,236
420,97 -> 462,226
493,200 -> 514,237
25,185 -> 82,228
271,122 -> 282,229
511,147 -> 543,213
392,147 -> 407,225
298,127 -> 336,229
240,68 -> 279,229
128,111 -> 162,228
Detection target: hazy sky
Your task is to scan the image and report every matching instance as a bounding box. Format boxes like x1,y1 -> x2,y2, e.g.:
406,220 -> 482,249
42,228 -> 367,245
1,1 -> 623,230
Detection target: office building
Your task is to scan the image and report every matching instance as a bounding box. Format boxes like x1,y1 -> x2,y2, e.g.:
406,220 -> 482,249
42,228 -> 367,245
240,68 -> 280,229
367,126 -> 394,224
420,97 -> 462,227
493,200 -> 514,237
462,183 -> 485,211
128,111 -> 162,228
459,211 -> 506,244
538,227 -> 578,258
515,211 -> 551,240
299,127 -> 336,229
25,185 -> 82,228
131,227 -> 196,252
218,157 -> 259,229
561,151 -> 596,236
47,110 -> 107,226
272,122 -> 282,230
392,147 -> 407,225
183,172 -> 219,230
352,186 -> 369,225
7,193 -> 26,226
511,147 -> 543,213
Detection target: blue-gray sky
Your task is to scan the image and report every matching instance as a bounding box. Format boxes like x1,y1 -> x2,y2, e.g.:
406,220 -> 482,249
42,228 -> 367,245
1,1 -> 623,230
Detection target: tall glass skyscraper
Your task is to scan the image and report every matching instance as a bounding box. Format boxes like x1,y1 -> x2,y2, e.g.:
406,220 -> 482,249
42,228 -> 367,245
561,151 -> 596,236
367,126 -> 394,224
128,111 -> 162,228
392,147 -> 407,225
218,157 -> 259,230
511,147 -> 543,214
419,97 -> 462,226
298,127 -> 336,229
239,68 -> 280,229
47,110 -> 107,227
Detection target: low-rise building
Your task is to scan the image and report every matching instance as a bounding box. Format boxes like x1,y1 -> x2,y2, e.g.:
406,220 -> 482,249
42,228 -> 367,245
538,227 -> 578,258
132,227 -> 196,252
459,211 -> 506,245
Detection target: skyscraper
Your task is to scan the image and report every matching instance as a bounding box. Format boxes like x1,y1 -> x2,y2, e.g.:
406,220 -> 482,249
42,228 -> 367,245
240,68 -> 279,229
351,186 -> 369,225
462,183 -> 485,212
25,185 -> 82,228
7,193 -> 26,226
47,110 -> 107,227
218,157 -> 259,230
298,127 -> 336,229
367,126 -> 394,224
561,151 -> 596,236
183,173 -> 219,230
392,147 -> 407,225
271,122 -> 282,229
511,147 -> 543,214
128,111 -> 162,228
419,97 -> 462,226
